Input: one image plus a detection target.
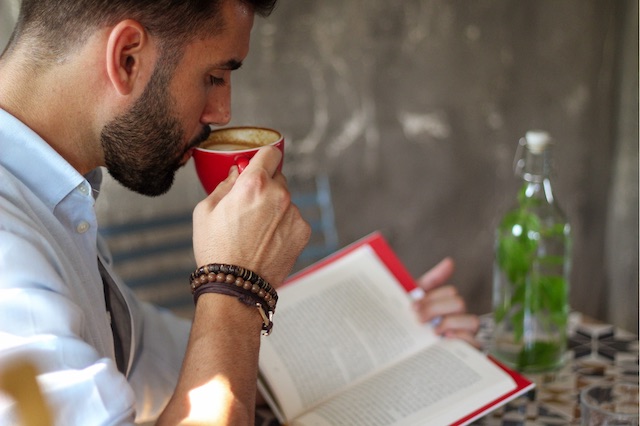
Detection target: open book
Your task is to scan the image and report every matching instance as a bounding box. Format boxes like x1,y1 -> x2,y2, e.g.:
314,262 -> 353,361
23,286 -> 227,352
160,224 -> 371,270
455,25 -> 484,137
258,232 -> 534,426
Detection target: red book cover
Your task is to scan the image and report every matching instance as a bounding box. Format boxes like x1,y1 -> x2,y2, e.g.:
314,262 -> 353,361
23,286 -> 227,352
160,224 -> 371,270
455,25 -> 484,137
287,231 -> 415,291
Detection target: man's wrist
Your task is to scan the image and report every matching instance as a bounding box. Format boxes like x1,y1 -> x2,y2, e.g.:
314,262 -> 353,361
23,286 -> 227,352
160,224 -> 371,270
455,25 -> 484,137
190,263 -> 278,335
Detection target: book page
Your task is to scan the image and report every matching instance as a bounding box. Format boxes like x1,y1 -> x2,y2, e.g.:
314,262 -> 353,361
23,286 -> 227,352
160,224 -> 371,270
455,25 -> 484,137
292,340 -> 515,426
258,246 -> 439,420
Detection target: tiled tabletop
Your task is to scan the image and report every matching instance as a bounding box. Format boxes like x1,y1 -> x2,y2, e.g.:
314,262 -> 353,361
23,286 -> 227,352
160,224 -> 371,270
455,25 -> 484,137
473,312 -> 639,425
256,312 -> 639,425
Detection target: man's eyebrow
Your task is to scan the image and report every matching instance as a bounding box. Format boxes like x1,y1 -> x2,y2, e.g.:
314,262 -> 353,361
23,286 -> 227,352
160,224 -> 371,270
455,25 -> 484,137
216,59 -> 243,70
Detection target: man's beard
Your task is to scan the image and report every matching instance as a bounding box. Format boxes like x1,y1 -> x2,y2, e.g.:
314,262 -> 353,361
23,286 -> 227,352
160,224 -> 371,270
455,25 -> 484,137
101,64 -> 211,196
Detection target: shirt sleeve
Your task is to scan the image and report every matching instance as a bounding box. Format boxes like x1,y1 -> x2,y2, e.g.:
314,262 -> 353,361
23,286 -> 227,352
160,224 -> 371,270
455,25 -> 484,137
0,231 -> 137,425
126,297 -> 191,422
96,233 -> 192,422
0,194 -> 192,425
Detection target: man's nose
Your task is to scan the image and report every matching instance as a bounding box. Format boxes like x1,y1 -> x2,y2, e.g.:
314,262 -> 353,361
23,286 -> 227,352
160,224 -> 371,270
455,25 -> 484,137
201,89 -> 231,126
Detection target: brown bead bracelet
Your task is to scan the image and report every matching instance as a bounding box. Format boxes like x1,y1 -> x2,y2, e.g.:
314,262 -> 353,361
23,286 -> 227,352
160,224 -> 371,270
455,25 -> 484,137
190,263 -> 277,306
190,264 -> 277,335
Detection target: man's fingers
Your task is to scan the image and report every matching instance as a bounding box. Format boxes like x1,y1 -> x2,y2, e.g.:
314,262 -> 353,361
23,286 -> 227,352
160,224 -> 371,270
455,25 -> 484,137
434,314 -> 480,336
440,329 -> 482,349
239,146 -> 283,178
417,257 -> 455,292
412,287 -> 465,322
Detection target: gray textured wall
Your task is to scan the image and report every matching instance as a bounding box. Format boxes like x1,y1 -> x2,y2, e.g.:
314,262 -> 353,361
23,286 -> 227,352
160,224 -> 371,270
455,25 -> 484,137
224,0 -> 638,331
2,0 -> 637,331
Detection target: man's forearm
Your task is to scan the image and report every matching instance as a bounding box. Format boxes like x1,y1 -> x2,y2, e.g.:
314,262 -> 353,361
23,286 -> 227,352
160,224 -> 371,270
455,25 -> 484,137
157,293 -> 263,425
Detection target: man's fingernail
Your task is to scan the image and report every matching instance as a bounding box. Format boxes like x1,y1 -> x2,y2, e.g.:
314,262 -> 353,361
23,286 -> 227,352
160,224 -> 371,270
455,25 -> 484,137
410,288 -> 425,301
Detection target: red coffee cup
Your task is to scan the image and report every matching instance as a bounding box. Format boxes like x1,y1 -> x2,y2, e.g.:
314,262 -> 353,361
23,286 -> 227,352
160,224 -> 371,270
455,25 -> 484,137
193,126 -> 284,194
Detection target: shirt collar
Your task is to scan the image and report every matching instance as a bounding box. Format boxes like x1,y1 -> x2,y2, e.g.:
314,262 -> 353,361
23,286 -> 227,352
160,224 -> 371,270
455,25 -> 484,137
0,108 -> 100,210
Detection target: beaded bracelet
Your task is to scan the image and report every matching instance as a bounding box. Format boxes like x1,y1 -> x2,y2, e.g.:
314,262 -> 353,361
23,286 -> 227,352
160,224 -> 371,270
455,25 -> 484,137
190,264 -> 277,336
190,263 -> 278,307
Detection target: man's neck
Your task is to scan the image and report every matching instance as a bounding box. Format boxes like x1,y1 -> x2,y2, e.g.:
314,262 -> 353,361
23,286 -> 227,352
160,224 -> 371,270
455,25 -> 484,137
0,47 -> 106,175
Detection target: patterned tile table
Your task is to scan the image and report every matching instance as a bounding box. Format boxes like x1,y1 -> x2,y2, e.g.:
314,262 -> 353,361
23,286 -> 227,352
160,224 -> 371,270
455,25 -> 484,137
473,312 -> 639,425
255,312 -> 639,426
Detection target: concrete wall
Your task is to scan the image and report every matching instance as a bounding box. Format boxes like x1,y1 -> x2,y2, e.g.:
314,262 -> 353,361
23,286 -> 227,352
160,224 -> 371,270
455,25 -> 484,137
224,0 -> 638,331
0,0 -> 18,49
2,0 -> 637,331
605,0 -> 639,333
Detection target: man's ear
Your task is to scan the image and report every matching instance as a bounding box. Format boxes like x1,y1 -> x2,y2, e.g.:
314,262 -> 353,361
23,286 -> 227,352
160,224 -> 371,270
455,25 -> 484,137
105,20 -> 152,96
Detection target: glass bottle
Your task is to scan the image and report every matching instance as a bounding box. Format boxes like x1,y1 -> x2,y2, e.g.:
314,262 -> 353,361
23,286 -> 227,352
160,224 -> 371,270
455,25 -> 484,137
490,130 -> 572,373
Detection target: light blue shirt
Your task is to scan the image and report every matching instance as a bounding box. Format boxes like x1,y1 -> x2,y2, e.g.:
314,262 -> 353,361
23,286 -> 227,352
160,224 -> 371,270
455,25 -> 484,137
0,108 -> 191,424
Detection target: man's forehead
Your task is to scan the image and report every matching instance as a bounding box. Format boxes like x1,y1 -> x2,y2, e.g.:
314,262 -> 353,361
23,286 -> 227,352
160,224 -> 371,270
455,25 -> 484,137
179,2 -> 253,68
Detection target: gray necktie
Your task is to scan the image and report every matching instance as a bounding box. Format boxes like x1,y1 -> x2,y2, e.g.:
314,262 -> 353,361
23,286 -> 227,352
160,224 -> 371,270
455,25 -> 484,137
97,258 -> 131,375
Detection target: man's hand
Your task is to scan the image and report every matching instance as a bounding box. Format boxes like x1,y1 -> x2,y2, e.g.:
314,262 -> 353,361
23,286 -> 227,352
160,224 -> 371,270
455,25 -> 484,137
412,257 -> 481,348
192,146 -> 311,288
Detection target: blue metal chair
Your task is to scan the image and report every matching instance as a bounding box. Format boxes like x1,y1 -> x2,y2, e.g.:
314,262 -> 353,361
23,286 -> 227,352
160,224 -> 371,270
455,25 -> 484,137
99,173 -> 339,317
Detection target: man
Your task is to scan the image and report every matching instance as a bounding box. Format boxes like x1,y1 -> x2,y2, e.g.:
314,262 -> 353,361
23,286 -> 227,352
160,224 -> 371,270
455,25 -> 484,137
0,0 -> 478,424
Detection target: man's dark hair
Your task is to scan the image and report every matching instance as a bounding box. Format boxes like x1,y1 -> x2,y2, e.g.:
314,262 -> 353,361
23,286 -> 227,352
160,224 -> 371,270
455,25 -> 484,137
4,0 -> 277,64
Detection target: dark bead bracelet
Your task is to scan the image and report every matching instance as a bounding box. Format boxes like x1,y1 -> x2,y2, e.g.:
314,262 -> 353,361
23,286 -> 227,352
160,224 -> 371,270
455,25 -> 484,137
190,263 -> 277,305
190,264 -> 277,335
193,282 -> 274,335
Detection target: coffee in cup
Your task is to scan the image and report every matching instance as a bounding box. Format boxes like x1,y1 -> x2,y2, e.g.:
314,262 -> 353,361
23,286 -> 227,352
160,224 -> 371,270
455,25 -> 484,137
193,126 -> 284,194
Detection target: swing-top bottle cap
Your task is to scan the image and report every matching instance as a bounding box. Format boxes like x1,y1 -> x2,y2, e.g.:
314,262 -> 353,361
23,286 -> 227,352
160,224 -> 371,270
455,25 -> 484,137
524,130 -> 551,154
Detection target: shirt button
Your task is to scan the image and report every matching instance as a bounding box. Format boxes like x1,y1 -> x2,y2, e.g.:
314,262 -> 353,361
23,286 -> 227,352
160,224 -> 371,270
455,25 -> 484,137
76,221 -> 90,234
77,184 -> 90,196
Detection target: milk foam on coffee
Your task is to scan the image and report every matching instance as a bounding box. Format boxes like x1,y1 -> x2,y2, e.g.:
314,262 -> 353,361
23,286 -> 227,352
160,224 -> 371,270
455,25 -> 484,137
202,141 -> 263,151
201,128 -> 281,152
